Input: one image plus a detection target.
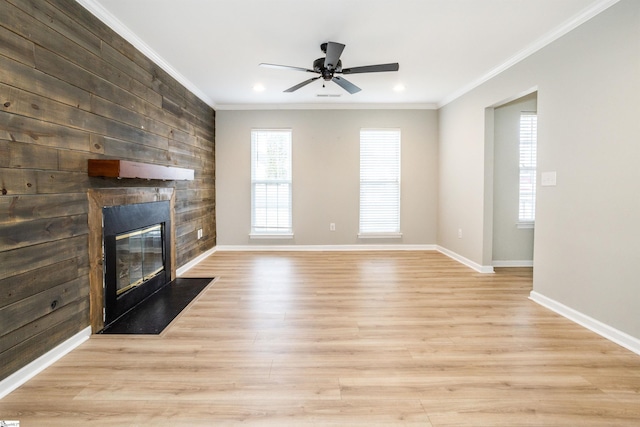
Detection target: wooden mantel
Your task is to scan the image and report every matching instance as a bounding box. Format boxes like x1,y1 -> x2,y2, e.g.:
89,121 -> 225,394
88,159 -> 195,181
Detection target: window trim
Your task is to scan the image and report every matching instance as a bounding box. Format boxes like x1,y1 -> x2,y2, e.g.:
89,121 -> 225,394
250,128 -> 293,238
357,232 -> 403,239
358,128 -> 402,238
518,112 -> 537,226
516,221 -> 535,229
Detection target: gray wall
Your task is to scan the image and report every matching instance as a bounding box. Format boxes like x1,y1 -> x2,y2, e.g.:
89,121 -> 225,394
438,0 -> 640,338
492,93 -> 537,264
216,109 -> 438,246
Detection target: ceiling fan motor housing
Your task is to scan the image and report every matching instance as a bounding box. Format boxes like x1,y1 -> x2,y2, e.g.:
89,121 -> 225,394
313,58 -> 342,80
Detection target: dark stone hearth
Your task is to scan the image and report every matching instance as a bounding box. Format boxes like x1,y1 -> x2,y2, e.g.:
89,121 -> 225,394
100,277 -> 214,335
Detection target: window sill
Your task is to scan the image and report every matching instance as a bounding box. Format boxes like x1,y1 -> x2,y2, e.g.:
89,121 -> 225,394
358,232 -> 403,239
249,233 -> 294,240
516,222 -> 535,229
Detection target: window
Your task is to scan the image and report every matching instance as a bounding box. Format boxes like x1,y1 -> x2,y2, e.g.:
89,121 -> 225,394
359,129 -> 401,236
518,113 -> 537,224
251,129 -> 292,236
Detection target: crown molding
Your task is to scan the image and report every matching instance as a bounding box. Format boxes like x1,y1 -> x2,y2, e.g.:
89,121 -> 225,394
215,103 -> 438,111
75,0 -> 216,108
76,0 -> 619,111
438,0 -> 621,108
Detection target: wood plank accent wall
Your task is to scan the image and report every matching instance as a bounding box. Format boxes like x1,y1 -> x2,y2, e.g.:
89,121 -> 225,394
0,0 -> 216,381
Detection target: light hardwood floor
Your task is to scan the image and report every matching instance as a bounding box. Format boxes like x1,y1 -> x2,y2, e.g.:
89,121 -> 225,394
2,251 -> 640,426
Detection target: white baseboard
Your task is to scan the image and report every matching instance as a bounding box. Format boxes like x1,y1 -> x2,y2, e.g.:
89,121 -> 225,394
492,260 -> 534,267
529,291 -> 640,356
214,244 -> 495,274
215,244 -> 437,252
0,326 -> 91,400
176,246 -> 217,276
436,246 -> 494,273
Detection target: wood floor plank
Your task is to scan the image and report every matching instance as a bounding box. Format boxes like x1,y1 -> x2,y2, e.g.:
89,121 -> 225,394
1,250 -> 639,425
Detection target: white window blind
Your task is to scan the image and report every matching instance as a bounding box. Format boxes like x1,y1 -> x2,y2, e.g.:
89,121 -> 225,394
519,113 -> 537,223
251,129 -> 292,235
359,129 -> 401,235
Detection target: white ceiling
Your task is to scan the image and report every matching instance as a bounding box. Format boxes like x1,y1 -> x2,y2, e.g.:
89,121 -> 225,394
79,0 -> 614,109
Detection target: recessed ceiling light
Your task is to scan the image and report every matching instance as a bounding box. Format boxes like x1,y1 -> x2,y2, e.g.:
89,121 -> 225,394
394,84 -> 405,92
253,84 -> 265,92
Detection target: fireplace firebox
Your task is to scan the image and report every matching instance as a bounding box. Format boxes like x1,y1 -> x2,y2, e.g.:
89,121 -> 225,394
102,201 -> 172,327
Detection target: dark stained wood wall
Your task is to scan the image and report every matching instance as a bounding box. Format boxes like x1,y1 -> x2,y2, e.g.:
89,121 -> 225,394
0,0 -> 216,380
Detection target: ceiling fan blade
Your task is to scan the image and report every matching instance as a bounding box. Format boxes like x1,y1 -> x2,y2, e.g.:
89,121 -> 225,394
284,76 -> 321,92
333,76 -> 361,94
260,63 -> 316,73
340,63 -> 400,74
324,42 -> 345,70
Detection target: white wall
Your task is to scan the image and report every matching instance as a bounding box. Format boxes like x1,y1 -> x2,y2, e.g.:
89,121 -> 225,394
492,93 -> 537,264
438,0 -> 640,339
216,109 -> 438,246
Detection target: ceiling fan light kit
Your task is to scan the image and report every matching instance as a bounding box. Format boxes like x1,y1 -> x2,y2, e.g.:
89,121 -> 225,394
260,41 -> 399,94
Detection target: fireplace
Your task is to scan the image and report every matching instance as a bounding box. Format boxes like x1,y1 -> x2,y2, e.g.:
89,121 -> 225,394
88,188 -> 213,334
88,188 -> 176,332
99,200 -> 172,327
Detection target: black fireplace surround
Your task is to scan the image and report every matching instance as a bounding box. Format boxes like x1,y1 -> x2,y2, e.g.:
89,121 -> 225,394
102,201 -> 171,327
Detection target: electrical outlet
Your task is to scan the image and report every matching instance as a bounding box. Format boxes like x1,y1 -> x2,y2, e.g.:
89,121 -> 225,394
330,223 -> 336,231
541,171 -> 557,186
458,228 -> 462,239
197,228 -> 203,239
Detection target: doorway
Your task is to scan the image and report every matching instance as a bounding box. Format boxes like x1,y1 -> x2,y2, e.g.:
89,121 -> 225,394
491,92 -> 537,267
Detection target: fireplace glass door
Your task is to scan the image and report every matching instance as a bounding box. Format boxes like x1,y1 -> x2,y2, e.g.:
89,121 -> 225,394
115,224 -> 164,296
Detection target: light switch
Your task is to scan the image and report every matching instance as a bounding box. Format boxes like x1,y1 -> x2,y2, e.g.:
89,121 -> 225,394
541,171 -> 557,187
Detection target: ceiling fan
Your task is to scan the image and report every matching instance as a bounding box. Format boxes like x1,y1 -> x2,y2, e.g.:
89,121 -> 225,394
259,41 -> 399,94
